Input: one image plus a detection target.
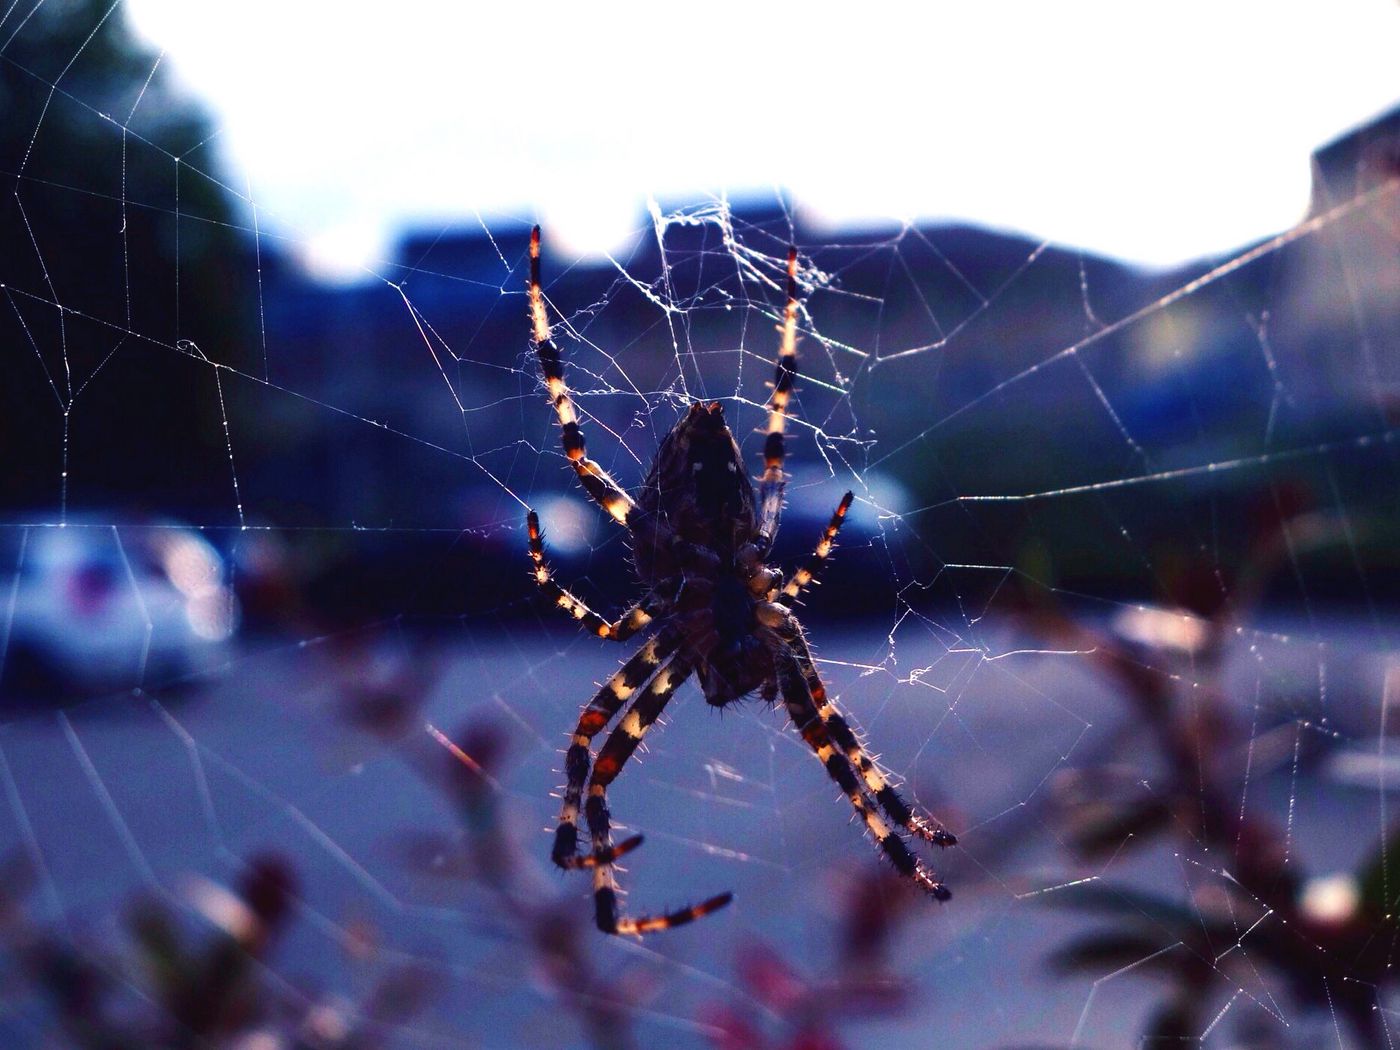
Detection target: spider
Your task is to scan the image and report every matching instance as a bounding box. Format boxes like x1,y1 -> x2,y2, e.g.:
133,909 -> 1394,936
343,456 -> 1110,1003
524,228 -> 955,936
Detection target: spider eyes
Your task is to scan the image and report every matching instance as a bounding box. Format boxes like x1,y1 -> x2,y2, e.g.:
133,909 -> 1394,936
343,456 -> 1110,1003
691,461 -> 740,473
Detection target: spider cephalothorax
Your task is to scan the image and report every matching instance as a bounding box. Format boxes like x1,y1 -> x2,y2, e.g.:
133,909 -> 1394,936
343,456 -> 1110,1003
524,228 -> 955,936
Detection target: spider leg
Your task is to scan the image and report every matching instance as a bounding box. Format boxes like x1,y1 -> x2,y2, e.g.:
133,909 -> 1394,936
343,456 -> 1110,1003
552,629 -> 681,868
766,617 -> 951,899
776,490 -> 854,606
526,511 -> 656,640
529,226 -> 637,528
755,247 -> 800,555
772,608 -> 957,850
584,654 -> 733,935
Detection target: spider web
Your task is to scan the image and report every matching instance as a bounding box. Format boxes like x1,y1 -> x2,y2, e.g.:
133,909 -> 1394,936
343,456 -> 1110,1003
1,4 -> 1399,1048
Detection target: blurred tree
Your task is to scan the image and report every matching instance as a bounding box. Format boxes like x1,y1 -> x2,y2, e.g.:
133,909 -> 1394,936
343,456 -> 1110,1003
0,0 -> 255,518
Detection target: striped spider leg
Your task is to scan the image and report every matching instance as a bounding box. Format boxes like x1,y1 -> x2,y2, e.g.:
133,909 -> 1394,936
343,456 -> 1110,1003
755,246 -> 800,556
768,638 -> 951,899
770,598 -> 957,860
576,653 -> 735,935
768,499 -> 957,850
526,512 -> 653,641
775,490 -> 853,606
528,225 -> 636,529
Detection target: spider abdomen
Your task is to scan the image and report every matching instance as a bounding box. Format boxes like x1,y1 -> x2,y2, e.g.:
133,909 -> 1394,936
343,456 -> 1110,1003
634,402 -> 756,579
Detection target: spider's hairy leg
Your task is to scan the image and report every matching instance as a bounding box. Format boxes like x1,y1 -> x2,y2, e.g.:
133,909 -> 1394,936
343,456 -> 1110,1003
777,490 -> 855,605
553,629 -> 681,869
528,226 -> 636,527
771,632 -> 951,900
772,608 -> 957,850
755,246 -> 800,552
584,655 -> 733,935
826,706 -> 957,848
525,511 -> 654,640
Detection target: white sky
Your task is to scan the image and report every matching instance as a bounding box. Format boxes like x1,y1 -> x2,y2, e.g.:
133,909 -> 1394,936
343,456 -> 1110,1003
124,0 -> 1400,280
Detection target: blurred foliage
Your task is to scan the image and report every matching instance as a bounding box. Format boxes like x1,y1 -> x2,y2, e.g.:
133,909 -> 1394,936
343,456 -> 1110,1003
0,851 -> 431,1047
705,871 -> 921,1050
1009,504 -> 1400,1047
391,712 -> 645,1050
323,640 -> 936,1050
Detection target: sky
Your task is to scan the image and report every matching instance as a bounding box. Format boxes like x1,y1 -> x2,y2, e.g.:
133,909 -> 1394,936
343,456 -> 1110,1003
123,0 -> 1400,281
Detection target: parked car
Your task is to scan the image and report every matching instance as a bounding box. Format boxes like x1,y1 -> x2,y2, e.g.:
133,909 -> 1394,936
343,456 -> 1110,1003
0,519 -> 238,707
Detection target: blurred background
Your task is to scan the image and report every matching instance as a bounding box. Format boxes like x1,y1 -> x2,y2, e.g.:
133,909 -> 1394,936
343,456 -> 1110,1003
1,2 -> 1398,1047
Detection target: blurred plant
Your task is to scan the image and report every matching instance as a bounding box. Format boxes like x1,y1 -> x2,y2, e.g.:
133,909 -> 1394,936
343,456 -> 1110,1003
332,639 -> 442,741
323,617 -> 945,1048
408,719 -> 649,1050
316,630 -> 661,1048
1010,499 -> 1399,1046
703,870 -> 920,1050
0,851 -> 431,1048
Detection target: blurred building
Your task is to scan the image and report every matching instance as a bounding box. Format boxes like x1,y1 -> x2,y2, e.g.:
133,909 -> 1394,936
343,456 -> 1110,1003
223,104 -> 1396,617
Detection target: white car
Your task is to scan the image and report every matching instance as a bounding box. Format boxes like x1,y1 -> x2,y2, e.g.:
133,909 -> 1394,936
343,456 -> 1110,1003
0,520 -> 238,705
